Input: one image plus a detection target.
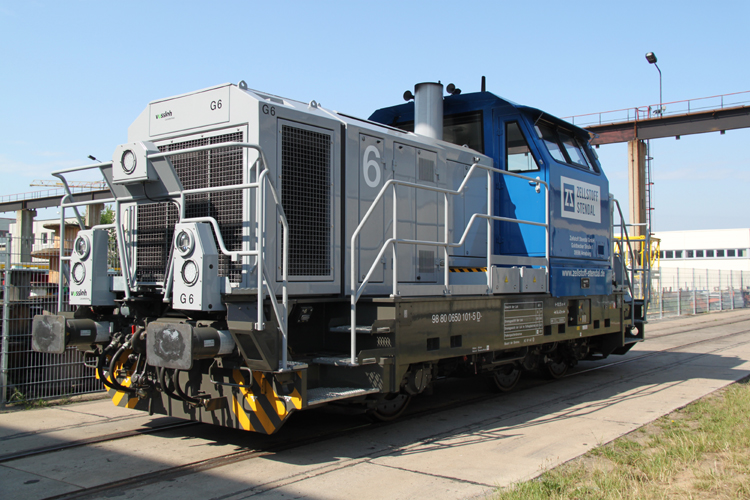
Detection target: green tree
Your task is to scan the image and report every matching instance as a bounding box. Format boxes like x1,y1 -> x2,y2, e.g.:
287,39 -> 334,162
99,205 -> 119,269
100,205 -> 115,225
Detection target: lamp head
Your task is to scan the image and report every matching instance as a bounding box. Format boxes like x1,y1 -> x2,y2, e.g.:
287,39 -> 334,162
645,52 -> 658,64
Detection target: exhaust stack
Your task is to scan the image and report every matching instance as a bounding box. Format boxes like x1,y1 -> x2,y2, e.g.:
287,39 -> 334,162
414,82 -> 443,140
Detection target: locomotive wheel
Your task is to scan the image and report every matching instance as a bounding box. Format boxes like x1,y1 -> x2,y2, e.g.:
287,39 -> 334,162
491,365 -> 522,392
369,393 -> 412,421
544,357 -> 569,379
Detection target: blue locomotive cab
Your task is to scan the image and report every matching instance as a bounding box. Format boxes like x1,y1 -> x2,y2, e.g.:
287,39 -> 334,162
369,89 -> 612,298
532,113 -> 612,298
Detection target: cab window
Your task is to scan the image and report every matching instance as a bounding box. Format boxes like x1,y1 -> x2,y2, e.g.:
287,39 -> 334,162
536,123 -> 566,163
506,122 -> 539,173
443,111 -> 484,153
535,122 -> 598,172
559,131 -> 591,169
393,111 -> 484,153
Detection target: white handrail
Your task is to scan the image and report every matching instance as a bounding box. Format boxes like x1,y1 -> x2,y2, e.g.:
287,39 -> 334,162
350,162 -> 550,364
611,198 -> 640,327
52,142 -> 293,370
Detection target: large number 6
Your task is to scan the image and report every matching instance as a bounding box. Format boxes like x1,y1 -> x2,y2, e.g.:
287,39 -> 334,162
363,145 -> 381,188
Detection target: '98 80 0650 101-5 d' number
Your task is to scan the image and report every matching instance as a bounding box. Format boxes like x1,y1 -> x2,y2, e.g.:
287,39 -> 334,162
432,311 -> 482,324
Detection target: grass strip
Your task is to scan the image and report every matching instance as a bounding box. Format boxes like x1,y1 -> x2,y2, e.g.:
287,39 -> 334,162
493,378 -> 750,499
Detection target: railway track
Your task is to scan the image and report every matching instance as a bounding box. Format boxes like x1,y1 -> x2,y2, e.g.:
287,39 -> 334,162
21,317 -> 750,500
0,421 -> 199,464
645,313 -> 750,340
571,326 -> 750,377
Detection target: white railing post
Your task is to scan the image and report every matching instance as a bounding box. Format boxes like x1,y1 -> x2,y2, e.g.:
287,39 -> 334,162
392,184 -> 398,298
256,169 -> 266,331
486,167 -> 492,293
545,177 -> 550,293
57,198 -> 67,312
443,192 -> 449,292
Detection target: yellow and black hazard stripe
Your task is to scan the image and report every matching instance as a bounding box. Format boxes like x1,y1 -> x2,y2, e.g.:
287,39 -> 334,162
97,349 -> 140,409
449,267 -> 488,273
230,370 -> 303,435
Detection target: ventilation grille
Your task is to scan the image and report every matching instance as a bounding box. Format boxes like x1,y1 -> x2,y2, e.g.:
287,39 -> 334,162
160,132 -> 243,283
418,250 -> 434,274
136,202 -> 178,282
418,157 -> 435,182
280,125 -> 331,277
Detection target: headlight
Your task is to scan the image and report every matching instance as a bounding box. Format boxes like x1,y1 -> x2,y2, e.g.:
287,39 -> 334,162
120,149 -> 137,174
74,235 -> 90,260
175,229 -> 194,257
181,260 -> 199,286
72,262 -> 86,285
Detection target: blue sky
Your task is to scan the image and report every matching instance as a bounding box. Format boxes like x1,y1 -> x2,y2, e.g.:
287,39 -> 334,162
1,0 -> 748,230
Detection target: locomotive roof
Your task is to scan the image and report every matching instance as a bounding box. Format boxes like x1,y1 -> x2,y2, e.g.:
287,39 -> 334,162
368,91 -> 593,140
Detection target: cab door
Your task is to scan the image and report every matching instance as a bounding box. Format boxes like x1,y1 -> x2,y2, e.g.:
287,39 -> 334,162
494,112 -> 547,258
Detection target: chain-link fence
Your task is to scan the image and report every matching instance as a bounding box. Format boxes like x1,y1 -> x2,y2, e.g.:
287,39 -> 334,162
651,267 -> 750,319
0,235 -> 104,408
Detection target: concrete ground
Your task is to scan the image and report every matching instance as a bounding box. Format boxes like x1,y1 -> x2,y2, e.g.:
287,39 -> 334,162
2,309 -> 750,500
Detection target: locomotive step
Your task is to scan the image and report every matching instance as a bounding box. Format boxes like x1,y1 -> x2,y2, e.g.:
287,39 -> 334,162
279,360 -> 309,371
328,325 -> 392,334
307,386 -> 379,406
311,356 -> 377,366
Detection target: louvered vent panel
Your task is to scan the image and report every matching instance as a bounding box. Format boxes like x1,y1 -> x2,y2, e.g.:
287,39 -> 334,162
134,131 -> 244,283
280,125 -> 331,277
418,250 -> 434,274
418,157 -> 435,182
160,132 -> 243,282
135,202 -> 178,282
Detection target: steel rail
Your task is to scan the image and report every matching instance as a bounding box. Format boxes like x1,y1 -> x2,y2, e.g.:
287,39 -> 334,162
568,328 -> 750,378
0,421 -> 199,464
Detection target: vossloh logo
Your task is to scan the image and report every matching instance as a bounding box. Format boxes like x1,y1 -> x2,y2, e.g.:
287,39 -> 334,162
155,110 -> 173,120
560,176 -> 601,223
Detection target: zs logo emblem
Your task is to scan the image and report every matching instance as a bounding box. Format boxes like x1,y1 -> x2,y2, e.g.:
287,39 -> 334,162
563,184 -> 575,212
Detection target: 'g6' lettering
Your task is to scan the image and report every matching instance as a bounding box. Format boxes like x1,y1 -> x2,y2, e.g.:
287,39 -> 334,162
210,100 -> 222,111
363,145 -> 381,188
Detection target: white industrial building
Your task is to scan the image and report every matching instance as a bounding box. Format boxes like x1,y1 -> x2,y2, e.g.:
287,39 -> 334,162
7,217 -> 79,249
654,228 -> 750,272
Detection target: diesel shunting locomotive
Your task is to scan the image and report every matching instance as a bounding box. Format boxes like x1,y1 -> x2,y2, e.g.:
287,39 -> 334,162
32,80 -> 649,434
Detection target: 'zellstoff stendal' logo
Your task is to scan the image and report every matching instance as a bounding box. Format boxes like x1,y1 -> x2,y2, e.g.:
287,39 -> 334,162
155,110 -> 173,120
563,183 -> 575,213
560,176 -> 601,223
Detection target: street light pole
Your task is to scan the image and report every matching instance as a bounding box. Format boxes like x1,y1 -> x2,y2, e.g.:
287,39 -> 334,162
642,51 -> 662,251
645,52 -> 662,115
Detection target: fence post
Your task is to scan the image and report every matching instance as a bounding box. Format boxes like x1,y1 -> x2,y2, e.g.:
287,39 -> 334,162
677,268 -> 681,316
730,272 -> 735,310
659,271 -> 663,319
719,270 -> 723,311
0,236 -> 12,409
693,268 -> 697,315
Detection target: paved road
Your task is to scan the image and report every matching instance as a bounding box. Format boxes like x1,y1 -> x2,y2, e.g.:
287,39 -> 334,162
2,309 -> 750,500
